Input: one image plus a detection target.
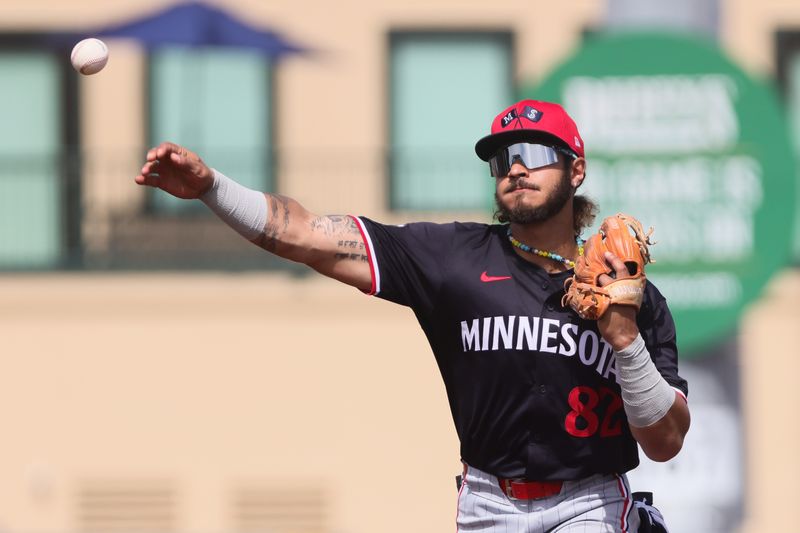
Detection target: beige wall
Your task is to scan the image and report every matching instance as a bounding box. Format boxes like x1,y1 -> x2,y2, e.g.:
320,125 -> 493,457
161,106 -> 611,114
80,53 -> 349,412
0,0 -> 799,531
740,269 -> 800,533
0,273 -> 461,532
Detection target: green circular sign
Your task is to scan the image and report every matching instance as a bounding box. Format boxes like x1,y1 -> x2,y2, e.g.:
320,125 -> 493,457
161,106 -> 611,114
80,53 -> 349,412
526,32 -> 796,356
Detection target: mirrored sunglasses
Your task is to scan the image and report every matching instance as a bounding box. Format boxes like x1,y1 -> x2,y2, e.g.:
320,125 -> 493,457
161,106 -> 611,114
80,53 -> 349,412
488,143 -> 576,178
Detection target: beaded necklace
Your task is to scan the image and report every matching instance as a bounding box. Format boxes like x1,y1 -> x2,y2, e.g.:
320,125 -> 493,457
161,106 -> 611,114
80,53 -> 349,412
507,228 -> 585,269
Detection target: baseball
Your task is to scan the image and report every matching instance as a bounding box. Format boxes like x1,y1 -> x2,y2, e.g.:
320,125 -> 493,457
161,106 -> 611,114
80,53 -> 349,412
70,38 -> 109,75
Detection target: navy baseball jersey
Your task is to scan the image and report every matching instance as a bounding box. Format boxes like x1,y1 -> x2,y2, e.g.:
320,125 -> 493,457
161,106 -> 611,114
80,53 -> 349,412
353,217 -> 688,481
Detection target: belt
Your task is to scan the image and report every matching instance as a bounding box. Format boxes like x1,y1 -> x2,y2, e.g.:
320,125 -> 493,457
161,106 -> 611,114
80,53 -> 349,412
497,478 -> 564,500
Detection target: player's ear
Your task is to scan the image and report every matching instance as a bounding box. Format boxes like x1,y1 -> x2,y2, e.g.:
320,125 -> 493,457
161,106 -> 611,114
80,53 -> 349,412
570,158 -> 586,189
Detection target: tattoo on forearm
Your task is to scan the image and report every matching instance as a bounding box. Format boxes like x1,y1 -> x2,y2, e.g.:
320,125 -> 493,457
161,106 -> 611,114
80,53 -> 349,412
255,194 -> 291,252
334,252 -> 369,262
310,215 -> 360,236
337,240 -> 365,250
334,235 -> 367,262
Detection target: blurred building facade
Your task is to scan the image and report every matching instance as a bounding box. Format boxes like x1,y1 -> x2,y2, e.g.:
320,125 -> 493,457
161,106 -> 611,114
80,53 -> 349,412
0,0 -> 798,532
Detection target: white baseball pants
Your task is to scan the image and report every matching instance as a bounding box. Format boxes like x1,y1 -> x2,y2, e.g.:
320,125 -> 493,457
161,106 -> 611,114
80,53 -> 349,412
456,464 -> 641,532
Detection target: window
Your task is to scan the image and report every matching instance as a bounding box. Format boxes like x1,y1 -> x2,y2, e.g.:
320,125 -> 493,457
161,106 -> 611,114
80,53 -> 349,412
149,47 -> 273,213
389,32 -> 513,211
777,30 -> 800,264
0,49 -> 66,268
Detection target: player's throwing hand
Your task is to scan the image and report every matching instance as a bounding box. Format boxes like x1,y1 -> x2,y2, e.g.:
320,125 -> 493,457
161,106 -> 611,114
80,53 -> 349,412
134,142 -> 214,199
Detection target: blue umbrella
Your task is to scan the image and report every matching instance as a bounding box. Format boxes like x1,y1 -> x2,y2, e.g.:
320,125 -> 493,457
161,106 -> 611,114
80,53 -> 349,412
49,1 -> 306,58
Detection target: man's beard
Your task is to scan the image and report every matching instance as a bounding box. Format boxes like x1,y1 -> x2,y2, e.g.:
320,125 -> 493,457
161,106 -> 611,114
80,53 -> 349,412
494,171 -> 573,224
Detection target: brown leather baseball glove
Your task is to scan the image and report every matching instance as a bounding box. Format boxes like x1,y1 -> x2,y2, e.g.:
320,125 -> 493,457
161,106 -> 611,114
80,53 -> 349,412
562,213 -> 655,320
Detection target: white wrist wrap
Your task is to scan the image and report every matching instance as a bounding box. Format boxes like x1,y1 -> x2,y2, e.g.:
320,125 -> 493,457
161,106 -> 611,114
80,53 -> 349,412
614,334 -> 676,428
200,169 -> 268,240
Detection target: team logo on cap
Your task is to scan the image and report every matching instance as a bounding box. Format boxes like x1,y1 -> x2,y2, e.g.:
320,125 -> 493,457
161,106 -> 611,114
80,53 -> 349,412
522,106 -> 543,122
501,109 -> 519,128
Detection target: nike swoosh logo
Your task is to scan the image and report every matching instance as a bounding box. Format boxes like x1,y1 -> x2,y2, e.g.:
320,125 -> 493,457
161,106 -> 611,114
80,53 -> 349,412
481,271 -> 512,282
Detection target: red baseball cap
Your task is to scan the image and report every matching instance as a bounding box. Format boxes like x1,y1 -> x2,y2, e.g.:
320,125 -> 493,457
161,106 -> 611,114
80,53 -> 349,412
474,99 -> 585,161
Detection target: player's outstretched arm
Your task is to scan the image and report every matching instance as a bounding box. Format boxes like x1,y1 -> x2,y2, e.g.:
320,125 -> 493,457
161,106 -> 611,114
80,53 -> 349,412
134,142 -> 372,291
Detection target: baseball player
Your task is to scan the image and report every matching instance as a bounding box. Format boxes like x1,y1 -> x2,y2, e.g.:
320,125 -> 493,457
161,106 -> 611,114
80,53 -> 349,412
134,99 -> 690,532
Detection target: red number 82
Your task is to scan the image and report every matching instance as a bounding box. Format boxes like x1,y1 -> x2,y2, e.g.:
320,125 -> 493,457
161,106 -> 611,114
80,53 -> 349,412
564,385 -> 624,438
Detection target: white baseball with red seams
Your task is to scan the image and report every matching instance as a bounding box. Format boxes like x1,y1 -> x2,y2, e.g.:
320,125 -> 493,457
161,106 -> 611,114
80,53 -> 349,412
70,38 -> 108,75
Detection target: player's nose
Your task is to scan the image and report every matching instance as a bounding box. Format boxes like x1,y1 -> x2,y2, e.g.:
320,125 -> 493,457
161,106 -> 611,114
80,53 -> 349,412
507,162 -> 530,179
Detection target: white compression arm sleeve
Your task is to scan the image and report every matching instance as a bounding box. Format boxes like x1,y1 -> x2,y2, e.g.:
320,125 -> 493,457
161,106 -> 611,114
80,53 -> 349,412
614,334 -> 676,428
200,169 -> 268,241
